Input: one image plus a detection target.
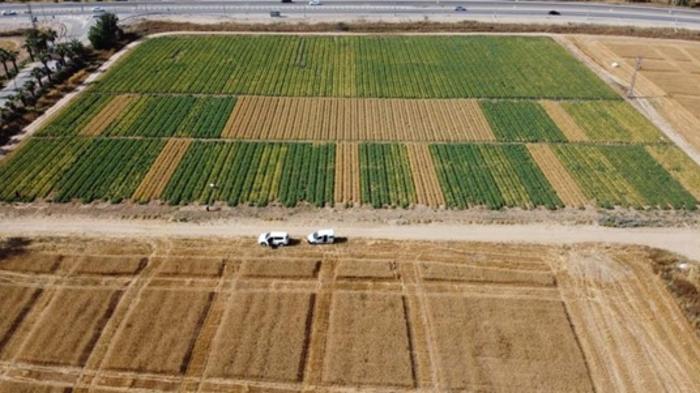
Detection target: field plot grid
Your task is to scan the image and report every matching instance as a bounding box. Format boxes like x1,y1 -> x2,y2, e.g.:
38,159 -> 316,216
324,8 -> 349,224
1,237 -> 698,392
1,34 -> 700,210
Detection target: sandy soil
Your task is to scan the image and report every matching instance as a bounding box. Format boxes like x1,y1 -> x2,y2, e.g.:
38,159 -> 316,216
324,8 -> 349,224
0,236 -> 697,392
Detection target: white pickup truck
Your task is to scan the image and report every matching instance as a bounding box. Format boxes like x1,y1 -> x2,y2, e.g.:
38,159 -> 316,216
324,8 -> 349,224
307,229 -> 335,245
258,232 -> 290,247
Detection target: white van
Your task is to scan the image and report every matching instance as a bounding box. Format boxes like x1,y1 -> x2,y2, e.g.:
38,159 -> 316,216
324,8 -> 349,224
308,0 -> 321,5
258,232 -> 290,247
307,229 -> 335,245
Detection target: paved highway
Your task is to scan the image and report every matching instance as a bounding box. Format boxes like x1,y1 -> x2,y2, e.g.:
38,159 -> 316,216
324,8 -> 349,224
1,1 -> 700,37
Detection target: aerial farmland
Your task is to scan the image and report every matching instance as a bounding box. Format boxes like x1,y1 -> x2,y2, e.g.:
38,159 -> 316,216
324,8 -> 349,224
1,34 -> 698,210
1,27 -> 700,393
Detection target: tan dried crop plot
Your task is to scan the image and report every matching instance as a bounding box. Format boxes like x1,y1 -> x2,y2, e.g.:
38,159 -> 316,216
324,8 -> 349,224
103,289 -> 212,374
539,100 -> 588,142
15,288 -> 121,366
223,96 -> 495,141
527,143 -> 589,207
323,292 -> 414,387
132,138 -> 192,202
406,144 -> 445,207
0,236 -> 698,393
334,142 -> 361,206
206,292 -> 314,382
80,94 -> 137,136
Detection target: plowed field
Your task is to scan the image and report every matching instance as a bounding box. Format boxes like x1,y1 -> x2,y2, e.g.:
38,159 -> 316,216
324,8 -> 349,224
0,236 -> 698,393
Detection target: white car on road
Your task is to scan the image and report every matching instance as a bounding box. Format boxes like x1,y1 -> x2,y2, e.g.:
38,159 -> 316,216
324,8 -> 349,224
1,10 -> 17,16
258,232 -> 290,247
308,0 -> 321,5
307,229 -> 335,245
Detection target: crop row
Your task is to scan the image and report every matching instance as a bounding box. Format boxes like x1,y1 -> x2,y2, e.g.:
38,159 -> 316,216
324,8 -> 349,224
163,141 -> 334,207
38,94 -> 113,137
0,138 -> 90,202
2,137 -> 697,209
481,101 -> 567,142
554,145 -> 696,209
53,138 -> 164,203
561,101 -> 664,143
102,95 -> 236,138
431,144 -> 562,209
93,35 -> 618,99
359,143 -> 416,208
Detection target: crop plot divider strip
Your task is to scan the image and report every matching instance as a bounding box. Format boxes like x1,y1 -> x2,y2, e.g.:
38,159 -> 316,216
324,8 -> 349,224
410,258 -> 443,391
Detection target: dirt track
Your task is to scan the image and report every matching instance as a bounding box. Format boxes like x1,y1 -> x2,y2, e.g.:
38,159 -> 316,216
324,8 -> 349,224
1,216 -> 699,260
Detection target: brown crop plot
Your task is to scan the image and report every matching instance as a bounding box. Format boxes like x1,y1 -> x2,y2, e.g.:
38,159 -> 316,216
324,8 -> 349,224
131,138 -> 192,203
334,142 -> 361,206
406,144 -> 445,208
0,236 -> 698,393
527,143 -> 589,207
80,95 -> 137,136
222,96 -> 495,142
540,100 -> 588,142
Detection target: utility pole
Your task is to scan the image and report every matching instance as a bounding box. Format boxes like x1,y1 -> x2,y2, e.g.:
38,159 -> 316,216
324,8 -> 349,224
627,56 -> 643,98
27,3 -> 36,29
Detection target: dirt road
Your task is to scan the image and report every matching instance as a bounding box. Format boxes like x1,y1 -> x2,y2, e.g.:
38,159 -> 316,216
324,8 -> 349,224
1,216 -> 699,260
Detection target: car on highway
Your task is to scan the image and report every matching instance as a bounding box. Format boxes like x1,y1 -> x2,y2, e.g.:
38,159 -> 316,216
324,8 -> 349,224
258,232 -> 290,247
309,0 -> 321,6
307,229 -> 335,245
270,10 -> 282,17
548,10 -> 561,16
92,7 -> 106,14
1,10 -> 17,16
454,6 -> 467,12
281,0 -> 293,3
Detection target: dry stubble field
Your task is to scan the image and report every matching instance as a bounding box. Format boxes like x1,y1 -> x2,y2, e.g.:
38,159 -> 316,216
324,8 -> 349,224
0,236 -> 697,393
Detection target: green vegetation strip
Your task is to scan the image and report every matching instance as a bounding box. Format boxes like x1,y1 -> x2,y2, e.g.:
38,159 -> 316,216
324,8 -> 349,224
38,93 -> 113,137
481,101 -> 566,142
163,141 -> 335,207
54,138 -> 165,203
0,138 -> 91,202
553,145 -> 696,209
359,143 -> 416,208
561,101 -> 664,143
94,35 -> 617,99
430,144 -> 562,209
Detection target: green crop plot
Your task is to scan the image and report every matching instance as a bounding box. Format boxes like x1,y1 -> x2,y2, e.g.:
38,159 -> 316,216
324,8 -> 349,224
101,95 -> 235,138
481,101 -> 566,142
553,145 -> 696,209
431,144 -> 562,209
163,141 -> 334,207
38,93 -> 113,137
54,139 -> 165,203
561,101 -> 664,142
359,143 -> 416,208
0,138 -> 91,202
94,35 -> 617,99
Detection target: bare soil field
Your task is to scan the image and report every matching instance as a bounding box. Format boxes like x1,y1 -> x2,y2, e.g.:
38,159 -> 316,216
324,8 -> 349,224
0,236 -> 697,392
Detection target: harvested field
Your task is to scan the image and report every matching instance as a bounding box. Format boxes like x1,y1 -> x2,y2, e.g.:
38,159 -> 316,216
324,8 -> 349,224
527,143 -> 589,207
406,144 -> 445,208
223,96 -> 495,142
132,138 -> 192,203
0,236 -> 698,392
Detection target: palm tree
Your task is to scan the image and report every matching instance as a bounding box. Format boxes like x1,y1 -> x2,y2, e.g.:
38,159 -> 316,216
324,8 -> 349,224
41,29 -> 58,47
23,80 -> 36,99
0,49 -> 9,77
54,43 -> 69,67
7,50 -> 19,74
67,40 -> 88,64
31,68 -> 44,87
39,53 -> 52,82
